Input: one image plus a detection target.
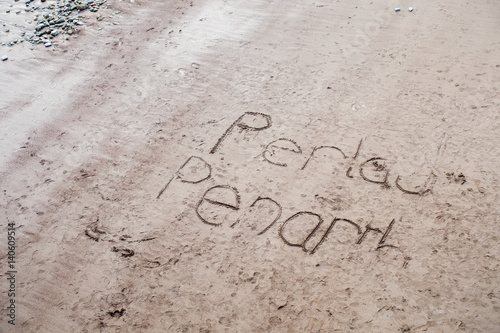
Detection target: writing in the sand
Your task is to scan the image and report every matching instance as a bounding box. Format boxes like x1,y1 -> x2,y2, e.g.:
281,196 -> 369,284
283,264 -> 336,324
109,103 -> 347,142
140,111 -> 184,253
157,112 -> 435,255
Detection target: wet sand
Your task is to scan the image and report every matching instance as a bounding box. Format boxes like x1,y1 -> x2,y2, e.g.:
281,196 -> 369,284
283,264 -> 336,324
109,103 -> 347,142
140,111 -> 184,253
1,0 -> 499,332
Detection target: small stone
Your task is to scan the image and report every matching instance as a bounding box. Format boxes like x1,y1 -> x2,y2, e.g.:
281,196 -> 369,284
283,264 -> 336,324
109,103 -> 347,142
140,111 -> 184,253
16,10 -> 21,14
408,7 -> 414,12
44,41 -> 51,47
67,29 -> 73,35
6,10 -> 10,13
37,28 -> 49,36
395,8 -> 401,12
1,55 -> 8,61
51,29 -> 59,36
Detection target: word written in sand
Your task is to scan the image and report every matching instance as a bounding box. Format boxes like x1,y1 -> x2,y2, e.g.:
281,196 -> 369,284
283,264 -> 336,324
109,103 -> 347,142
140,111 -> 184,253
158,112 -> 433,255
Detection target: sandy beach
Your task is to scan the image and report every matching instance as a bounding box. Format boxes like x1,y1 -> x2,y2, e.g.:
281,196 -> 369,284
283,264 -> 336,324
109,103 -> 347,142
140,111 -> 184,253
1,0 -> 499,332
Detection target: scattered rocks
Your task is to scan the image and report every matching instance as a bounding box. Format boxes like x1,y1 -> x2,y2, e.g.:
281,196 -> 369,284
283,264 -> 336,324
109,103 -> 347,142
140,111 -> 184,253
2,0 -> 113,48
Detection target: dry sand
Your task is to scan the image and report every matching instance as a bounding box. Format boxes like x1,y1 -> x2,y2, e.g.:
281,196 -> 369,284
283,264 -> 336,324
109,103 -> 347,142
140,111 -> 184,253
1,0 -> 499,332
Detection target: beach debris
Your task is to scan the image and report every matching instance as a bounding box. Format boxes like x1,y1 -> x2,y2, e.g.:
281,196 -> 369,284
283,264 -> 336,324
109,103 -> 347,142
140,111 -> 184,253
395,8 -> 401,12
408,7 -> 414,12
1,0 -> 113,47
1,55 -> 8,61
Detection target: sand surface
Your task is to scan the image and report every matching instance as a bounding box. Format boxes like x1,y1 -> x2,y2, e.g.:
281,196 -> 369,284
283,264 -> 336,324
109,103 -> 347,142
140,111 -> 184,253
1,0 -> 499,332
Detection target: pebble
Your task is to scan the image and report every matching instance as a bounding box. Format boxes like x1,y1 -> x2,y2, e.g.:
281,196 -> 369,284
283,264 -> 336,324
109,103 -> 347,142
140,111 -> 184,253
44,41 -> 51,47
1,55 -> 8,61
408,7 -> 414,12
